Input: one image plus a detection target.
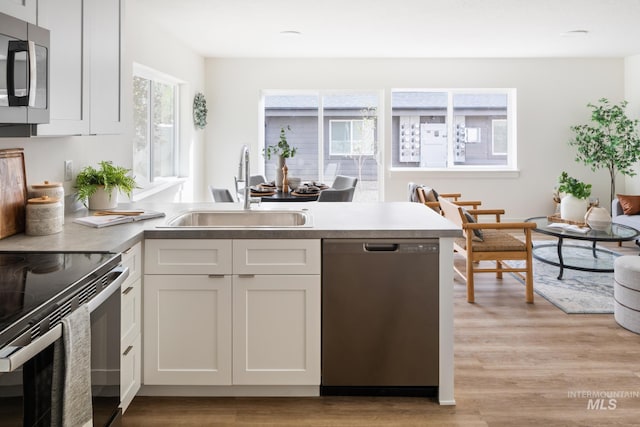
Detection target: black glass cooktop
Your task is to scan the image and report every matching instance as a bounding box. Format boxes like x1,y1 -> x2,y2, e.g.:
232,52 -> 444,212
0,252 -> 120,347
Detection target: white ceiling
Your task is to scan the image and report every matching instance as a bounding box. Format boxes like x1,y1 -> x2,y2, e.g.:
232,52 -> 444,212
132,0 -> 640,58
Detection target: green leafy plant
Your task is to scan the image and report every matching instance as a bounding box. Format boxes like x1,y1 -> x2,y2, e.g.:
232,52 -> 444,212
75,161 -> 137,206
569,98 -> 640,205
263,126 -> 297,160
557,171 -> 592,200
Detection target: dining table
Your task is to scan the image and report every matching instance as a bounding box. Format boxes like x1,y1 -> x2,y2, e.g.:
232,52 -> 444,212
250,182 -> 328,202
253,190 -> 320,202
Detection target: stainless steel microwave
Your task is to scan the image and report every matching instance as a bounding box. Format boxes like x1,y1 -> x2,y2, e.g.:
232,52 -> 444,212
0,11 -> 50,136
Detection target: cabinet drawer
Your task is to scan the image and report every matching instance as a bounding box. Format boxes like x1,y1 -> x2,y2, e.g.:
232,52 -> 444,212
145,239 -> 232,275
233,239 -> 320,275
121,276 -> 141,346
121,242 -> 142,281
120,334 -> 141,413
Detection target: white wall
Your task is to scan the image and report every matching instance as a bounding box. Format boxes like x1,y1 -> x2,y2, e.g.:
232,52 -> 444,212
0,0 -> 207,205
624,54 -> 640,196
204,58 -> 624,219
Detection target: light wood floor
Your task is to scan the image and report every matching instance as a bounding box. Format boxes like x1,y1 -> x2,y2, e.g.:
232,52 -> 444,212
122,238 -> 640,427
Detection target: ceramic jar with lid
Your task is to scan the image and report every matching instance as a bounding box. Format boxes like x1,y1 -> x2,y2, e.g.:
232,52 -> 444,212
29,181 -> 65,212
25,196 -> 64,236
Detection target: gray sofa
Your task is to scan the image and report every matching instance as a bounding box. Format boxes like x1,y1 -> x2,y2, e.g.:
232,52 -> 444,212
612,198 -> 640,244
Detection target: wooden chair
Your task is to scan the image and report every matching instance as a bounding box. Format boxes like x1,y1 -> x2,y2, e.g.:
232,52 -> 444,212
438,197 -> 536,303
414,185 -> 482,215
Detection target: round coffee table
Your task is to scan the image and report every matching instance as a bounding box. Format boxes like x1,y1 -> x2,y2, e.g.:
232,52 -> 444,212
526,216 -> 640,279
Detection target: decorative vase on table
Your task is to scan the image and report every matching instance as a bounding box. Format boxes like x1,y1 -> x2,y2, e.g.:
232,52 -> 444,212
88,186 -> 118,210
560,194 -> 589,223
275,155 -> 286,191
584,206 -> 612,230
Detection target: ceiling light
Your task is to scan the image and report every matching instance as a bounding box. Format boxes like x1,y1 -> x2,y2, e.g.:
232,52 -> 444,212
279,30 -> 302,37
560,30 -> 589,37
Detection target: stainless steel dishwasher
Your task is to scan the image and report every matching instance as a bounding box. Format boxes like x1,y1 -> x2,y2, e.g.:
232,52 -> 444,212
321,239 -> 440,397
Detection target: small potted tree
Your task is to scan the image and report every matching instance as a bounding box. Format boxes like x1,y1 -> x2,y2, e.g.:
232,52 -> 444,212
75,161 -> 137,210
557,171 -> 592,222
263,126 -> 297,191
569,98 -> 640,207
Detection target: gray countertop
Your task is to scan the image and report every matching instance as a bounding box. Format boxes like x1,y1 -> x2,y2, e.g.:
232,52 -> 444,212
0,202 -> 461,253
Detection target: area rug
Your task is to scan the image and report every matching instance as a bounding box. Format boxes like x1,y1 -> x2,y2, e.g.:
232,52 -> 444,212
510,242 -> 617,314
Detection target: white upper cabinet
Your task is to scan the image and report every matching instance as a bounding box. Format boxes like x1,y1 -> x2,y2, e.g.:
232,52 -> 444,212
36,0 -> 89,135
87,0 -> 122,134
36,0 -> 122,136
0,0 -> 37,23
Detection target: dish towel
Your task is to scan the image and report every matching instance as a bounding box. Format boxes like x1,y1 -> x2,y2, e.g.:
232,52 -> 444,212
51,304 -> 93,427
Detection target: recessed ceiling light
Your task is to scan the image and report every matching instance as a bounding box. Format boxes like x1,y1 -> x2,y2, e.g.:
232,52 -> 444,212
279,30 -> 302,36
560,30 -> 589,37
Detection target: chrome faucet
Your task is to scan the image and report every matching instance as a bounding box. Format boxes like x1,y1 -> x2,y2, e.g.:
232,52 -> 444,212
240,145 -> 251,209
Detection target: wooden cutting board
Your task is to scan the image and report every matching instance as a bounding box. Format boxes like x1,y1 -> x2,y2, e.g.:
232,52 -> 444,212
0,148 -> 27,239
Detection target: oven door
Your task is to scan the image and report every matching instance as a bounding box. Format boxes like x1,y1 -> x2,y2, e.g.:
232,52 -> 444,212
0,266 -> 128,427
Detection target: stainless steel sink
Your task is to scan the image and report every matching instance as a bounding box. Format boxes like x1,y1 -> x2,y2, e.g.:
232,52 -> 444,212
161,210 -> 312,228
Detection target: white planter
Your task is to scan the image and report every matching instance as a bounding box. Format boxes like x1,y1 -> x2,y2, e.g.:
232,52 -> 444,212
560,194 -> 588,223
88,186 -> 118,210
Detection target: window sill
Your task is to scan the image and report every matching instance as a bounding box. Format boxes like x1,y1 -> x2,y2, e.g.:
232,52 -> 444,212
388,168 -> 520,179
132,177 -> 187,202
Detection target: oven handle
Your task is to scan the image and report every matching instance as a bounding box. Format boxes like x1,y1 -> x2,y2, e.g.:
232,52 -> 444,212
88,266 -> 128,312
0,266 -> 129,373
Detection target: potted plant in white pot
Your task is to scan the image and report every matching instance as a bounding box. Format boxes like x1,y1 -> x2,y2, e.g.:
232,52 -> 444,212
557,171 -> 592,222
75,161 -> 137,210
263,126 -> 297,191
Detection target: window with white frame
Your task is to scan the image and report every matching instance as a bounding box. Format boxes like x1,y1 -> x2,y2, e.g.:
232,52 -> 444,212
391,89 -> 516,169
329,119 -> 375,156
262,92 -> 380,202
133,64 -> 179,187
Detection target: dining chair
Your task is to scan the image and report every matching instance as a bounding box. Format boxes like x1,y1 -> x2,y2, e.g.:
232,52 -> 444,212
317,187 -> 355,202
331,175 -> 358,190
209,186 -> 235,202
249,175 -> 267,186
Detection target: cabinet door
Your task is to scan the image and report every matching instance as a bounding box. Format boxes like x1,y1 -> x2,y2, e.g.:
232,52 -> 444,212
36,0 -> 89,136
144,274 -> 232,385
86,0 -> 122,134
233,274 -> 320,385
0,0 -> 36,23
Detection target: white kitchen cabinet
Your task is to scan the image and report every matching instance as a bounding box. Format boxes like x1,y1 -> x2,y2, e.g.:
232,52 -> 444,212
35,0 -> 121,136
143,274 -> 233,385
0,0 -> 37,23
233,274 -> 320,385
232,239 -> 320,385
36,0 -> 89,135
144,239 -> 233,385
86,0 -> 122,134
120,242 -> 142,413
143,238 -> 321,387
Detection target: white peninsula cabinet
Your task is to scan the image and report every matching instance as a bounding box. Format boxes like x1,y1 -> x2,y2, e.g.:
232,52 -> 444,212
143,239 -> 321,391
120,242 -> 142,412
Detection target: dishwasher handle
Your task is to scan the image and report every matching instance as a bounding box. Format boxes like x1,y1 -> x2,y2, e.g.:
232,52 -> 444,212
363,243 -> 399,252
